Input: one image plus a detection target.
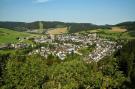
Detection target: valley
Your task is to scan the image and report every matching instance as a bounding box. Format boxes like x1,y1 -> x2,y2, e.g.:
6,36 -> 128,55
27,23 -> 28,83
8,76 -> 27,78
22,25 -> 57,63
0,0 -> 135,88
0,21 -> 135,89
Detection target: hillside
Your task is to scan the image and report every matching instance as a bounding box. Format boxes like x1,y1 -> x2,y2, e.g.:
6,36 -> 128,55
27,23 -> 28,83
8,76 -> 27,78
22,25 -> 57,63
116,21 -> 135,31
0,28 -> 34,44
115,21 -> 135,37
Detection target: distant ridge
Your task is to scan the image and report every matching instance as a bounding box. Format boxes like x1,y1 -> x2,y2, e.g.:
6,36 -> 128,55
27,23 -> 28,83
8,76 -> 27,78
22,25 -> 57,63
0,21 -> 134,33
116,21 -> 135,31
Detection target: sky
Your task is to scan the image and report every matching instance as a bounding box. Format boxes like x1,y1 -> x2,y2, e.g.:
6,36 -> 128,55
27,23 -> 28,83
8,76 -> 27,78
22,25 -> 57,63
0,0 -> 135,25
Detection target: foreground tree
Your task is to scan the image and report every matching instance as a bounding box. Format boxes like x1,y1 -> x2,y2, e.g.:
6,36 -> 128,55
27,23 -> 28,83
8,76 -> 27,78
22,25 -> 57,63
115,39 -> 135,88
43,59 -> 91,89
2,55 -> 47,89
98,56 -> 126,88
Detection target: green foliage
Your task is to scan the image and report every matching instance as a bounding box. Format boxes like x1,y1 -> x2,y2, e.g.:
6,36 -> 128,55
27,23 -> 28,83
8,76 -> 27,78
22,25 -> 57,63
78,45 -> 95,56
43,59 -> 90,89
97,29 -> 134,40
0,53 -> 10,86
115,39 -> 135,88
43,57 -> 126,89
46,54 -> 61,66
98,56 -> 126,88
0,48 -> 128,89
2,55 -> 47,89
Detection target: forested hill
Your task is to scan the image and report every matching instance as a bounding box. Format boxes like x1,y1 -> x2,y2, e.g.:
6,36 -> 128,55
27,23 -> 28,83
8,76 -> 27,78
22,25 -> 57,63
116,21 -> 135,31
0,21 -> 135,33
0,21 -> 110,33
0,22 -> 27,31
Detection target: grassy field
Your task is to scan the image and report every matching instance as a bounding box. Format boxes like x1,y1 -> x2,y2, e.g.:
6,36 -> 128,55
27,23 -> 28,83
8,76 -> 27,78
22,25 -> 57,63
77,27 -> 134,40
78,27 -> 127,33
0,49 -> 15,54
0,28 -> 37,44
47,27 -> 68,35
96,28 -> 134,40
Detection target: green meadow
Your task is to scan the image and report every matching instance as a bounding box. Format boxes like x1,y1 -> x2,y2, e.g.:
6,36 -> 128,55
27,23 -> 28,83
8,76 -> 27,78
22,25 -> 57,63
0,28 -> 34,44
96,29 -> 135,40
79,28 -> 135,40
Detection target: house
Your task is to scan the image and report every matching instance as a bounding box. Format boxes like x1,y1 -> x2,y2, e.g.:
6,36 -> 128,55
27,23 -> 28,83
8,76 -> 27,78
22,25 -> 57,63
56,51 -> 66,60
11,43 -> 29,49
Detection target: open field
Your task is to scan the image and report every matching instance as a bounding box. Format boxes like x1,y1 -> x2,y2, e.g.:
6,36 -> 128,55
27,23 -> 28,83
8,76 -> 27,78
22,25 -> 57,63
0,28 -> 38,44
47,27 -> 68,35
110,27 -> 127,32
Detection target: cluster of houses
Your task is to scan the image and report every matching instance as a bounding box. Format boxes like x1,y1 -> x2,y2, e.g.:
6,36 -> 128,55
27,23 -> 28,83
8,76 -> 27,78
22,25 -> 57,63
0,43 -> 30,50
29,33 -> 121,61
29,43 -> 79,60
55,33 -> 97,45
89,40 -> 117,62
10,43 -> 30,49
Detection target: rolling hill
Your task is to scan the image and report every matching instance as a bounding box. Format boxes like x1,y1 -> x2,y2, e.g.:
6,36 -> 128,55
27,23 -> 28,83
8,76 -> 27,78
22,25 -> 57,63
0,21 -> 135,34
0,28 -> 34,44
116,21 -> 135,31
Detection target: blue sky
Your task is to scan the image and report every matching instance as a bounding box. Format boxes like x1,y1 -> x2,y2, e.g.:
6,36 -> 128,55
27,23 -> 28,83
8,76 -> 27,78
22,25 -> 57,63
0,0 -> 135,25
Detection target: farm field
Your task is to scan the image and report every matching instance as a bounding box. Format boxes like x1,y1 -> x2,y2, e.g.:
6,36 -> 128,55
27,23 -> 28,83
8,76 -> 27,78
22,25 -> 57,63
110,27 -> 127,32
47,27 -> 68,35
89,27 -> 127,33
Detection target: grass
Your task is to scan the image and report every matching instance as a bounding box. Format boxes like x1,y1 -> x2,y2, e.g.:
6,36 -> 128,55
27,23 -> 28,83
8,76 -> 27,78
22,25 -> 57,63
47,27 -> 68,35
96,29 -> 135,40
0,28 -> 37,44
78,46 -> 94,56
0,49 -> 15,54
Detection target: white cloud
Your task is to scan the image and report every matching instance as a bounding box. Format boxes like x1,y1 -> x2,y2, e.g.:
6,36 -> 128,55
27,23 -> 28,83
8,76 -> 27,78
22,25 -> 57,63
35,0 -> 50,3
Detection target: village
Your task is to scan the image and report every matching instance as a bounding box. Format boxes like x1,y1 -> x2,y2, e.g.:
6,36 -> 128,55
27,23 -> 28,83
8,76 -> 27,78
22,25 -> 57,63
29,33 -> 122,62
0,33 -> 122,62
